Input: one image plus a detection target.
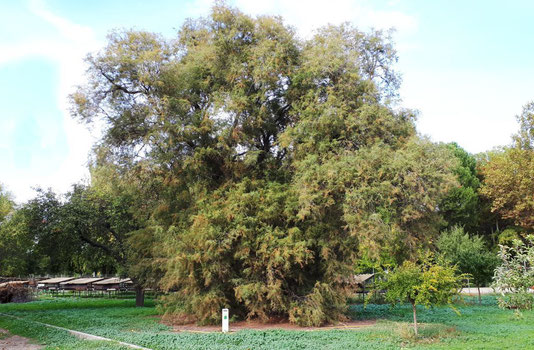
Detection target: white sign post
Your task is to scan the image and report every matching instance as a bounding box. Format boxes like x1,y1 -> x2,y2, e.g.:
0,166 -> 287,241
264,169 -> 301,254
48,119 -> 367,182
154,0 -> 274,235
222,308 -> 229,333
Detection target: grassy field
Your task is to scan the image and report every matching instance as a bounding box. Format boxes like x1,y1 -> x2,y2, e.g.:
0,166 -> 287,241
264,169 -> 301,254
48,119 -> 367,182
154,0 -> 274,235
0,296 -> 533,349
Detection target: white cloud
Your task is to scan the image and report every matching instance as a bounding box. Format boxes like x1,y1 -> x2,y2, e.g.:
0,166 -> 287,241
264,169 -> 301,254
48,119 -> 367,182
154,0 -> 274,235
0,0 -> 102,202
183,0 -> 213,18
231,0 -> 418,36
28,0 -> 94,42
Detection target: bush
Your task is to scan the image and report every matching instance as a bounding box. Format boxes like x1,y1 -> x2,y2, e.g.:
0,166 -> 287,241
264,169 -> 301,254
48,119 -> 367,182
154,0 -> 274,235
0,285 -> 32,304
497,291 -> 534,310
493,235 -> 534,310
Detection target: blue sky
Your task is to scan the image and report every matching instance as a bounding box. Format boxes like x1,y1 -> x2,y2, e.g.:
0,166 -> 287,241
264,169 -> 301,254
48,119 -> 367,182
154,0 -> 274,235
1,0 -> 534,202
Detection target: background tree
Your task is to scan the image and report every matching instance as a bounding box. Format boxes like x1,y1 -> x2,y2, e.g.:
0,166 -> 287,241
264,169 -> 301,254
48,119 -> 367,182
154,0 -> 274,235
0,183 -> 149,307
480,102 -> 534,231
0,185 -> 14,224
513,101 -> 534,150
480,100 -> 534,311
61,183 -> 151,305
437,226 -> 498,303
439,143 -> 481,233
377,259 -> 463,336
0,187 -> 103,276
475,151 -> 513,243
21,189 -> 77,275
480,148 -> 534,230
88,157 -> 164,306
0,210 -> 33,276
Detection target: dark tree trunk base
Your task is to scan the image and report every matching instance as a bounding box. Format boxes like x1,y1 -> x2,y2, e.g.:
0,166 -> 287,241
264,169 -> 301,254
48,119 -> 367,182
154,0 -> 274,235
135,285 -> 145,307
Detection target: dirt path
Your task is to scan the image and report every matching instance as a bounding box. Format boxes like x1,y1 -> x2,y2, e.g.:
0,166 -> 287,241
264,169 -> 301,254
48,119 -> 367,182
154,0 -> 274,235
170,319 -> 376,333
0,329 -> 42,350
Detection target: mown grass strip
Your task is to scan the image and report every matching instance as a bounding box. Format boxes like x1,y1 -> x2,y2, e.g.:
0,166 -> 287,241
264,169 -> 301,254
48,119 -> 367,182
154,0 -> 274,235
0,312 -> 152,350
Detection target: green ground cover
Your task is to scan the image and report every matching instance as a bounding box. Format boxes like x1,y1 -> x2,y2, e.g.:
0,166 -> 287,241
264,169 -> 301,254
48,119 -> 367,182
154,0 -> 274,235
0,296 -> 532,349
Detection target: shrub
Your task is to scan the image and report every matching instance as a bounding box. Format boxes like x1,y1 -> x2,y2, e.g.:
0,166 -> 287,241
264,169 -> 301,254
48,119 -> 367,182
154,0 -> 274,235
0,285 -> 32,304
493,235 -> 534,310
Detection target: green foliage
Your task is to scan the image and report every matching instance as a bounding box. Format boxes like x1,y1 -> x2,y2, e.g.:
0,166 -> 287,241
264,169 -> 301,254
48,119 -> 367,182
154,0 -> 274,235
493,235 -> 534,310
336,139 -> 457,261
0,184 -> 14,223
439,143 -> 481,233
480,147 -> 534,230
513,101 -> 534,150
288,282 -> 349,327
0,183 -> 143,278
158,179 -> 353,325
437,226 -> 498,291
17,189 -> 83,275
379,260 -> 462,309
70,3 -> 458,325
0,189 -> 73,276
480,102 -> 534,231
0,185 -> 29,276
377,259 -> 463,334
0,210 -> 32,276
498,228 -> 521,245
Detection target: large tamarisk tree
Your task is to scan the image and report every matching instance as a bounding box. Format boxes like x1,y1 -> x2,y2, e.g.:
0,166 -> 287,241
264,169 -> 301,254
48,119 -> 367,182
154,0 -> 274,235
71,4 -> 457,325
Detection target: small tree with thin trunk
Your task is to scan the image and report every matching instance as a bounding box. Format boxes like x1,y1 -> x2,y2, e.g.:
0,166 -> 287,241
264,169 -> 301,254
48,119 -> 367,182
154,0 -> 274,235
377,259 -> 463,336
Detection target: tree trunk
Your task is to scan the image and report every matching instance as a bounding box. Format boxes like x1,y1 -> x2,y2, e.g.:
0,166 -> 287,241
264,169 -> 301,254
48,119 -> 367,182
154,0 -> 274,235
135,285 -> 145,307
478,286 -> 481,304
412,302 -> 418,336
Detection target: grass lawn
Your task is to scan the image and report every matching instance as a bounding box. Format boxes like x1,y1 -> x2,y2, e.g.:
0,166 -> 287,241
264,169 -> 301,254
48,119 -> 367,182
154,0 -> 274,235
0,296 -> 533,349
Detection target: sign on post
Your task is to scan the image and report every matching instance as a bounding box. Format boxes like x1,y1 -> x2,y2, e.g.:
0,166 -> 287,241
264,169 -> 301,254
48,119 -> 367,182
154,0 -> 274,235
222,308 -> 229,333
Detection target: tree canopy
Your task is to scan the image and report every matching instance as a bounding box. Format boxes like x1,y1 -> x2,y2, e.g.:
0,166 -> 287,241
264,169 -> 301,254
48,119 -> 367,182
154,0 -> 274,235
68,4 -> 458,325
0,185 -> 14,224
439,143 -> 481,233
437,226 -> 498,302
0,187 -> 129,277
480,102 -> 534,230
